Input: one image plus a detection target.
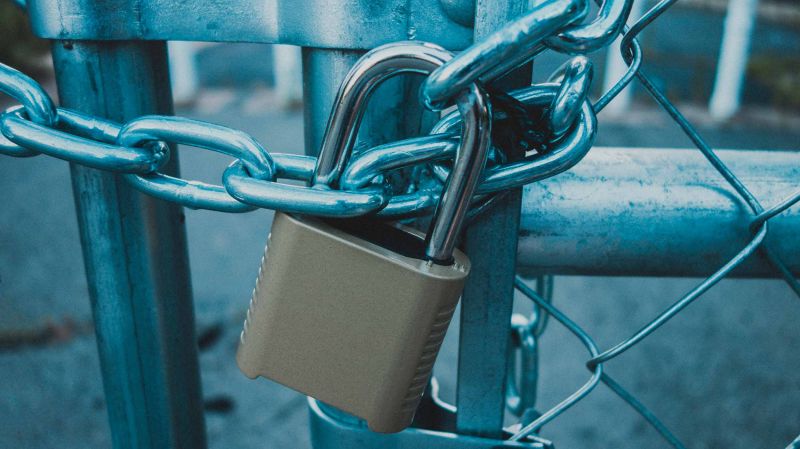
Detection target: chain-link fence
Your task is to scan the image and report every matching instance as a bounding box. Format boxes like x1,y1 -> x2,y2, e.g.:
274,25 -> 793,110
504,0 -> 800,446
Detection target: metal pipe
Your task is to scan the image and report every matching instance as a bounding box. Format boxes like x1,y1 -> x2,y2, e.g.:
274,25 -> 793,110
302,48 -> 363,156
27,0 -> 473,50
312,42 -> 458,188
456,0 -> 530,439
709,0 -> 759,121
51,41 -> 206,449
517,146 -> 800,278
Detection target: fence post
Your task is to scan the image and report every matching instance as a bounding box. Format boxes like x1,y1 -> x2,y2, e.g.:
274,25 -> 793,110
455,0 -> 530,438
709,0 -> 759,121
51,40 -> 206,449
301,49 -> 362,155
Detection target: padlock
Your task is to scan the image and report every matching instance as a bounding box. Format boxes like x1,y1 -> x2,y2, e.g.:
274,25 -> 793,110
236,41 -> 491,433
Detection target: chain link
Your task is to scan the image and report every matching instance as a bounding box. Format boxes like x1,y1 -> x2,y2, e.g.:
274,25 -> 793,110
117,116 -> 276,212
1,104 -> 169,172
421,0 -> 585,110
0,63 -> 57,156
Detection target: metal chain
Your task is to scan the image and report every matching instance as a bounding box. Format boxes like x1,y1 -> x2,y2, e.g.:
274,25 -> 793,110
506,275 -> 553,423
0,0 -> 613,218
0,60 -> 591,216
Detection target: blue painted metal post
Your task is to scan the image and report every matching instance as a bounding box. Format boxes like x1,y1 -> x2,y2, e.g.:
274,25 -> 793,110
709,0 -> 759,121
51,41 -> 206,449
302,48 -> 427,154
302,48 -> 364,155
456,0 -> 530,438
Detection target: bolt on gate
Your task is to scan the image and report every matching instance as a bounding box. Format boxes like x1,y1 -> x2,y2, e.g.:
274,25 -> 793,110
1,0 -> 799,448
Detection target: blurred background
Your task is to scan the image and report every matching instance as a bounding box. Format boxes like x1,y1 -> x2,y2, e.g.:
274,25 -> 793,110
1,0 -> 799,447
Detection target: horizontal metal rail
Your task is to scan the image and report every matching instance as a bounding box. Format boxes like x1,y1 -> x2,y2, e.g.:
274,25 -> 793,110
517,146 -> 800,278
25,0 -> 473,49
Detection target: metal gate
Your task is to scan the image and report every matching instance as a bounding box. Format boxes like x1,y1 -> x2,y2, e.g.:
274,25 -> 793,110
1,0 -> 798,447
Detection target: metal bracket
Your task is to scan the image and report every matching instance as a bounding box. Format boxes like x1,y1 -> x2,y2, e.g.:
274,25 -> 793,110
26,0 -> 474,49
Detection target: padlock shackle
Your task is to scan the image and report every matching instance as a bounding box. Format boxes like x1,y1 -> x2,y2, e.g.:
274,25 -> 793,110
313,41 -> 492,264
424,86 -> 491,264
312,41 -> 453,188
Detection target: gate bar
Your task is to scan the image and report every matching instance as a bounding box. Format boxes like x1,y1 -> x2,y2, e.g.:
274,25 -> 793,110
517,147 -> 800,278
26,0 -> 473,50
51,41 -> 206,449
455,0 -> 530,438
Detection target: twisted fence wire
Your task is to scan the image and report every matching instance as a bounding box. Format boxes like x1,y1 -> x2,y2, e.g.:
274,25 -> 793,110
509,0 -> 800,446
515,278 -> 688,449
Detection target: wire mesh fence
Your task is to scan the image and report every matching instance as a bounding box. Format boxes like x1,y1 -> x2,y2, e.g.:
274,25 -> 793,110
507,0 -> 800,446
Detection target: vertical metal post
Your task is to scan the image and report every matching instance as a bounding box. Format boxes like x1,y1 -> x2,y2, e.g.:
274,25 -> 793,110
302,48 -> 425,156
709,0 -> 759,121
302,48 -> 363,155
51,41 -> 206,449
456,0 -> 529,438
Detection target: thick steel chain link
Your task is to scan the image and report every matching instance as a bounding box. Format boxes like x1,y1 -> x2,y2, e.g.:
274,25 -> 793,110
0,0 -> 627,219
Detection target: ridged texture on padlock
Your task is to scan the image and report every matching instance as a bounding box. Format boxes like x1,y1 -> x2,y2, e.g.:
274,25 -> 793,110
237,212 -> 469,433
398,301 -> 455,415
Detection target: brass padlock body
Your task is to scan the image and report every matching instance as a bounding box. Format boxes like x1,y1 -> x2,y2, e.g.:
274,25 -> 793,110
237,212 -> 469,433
